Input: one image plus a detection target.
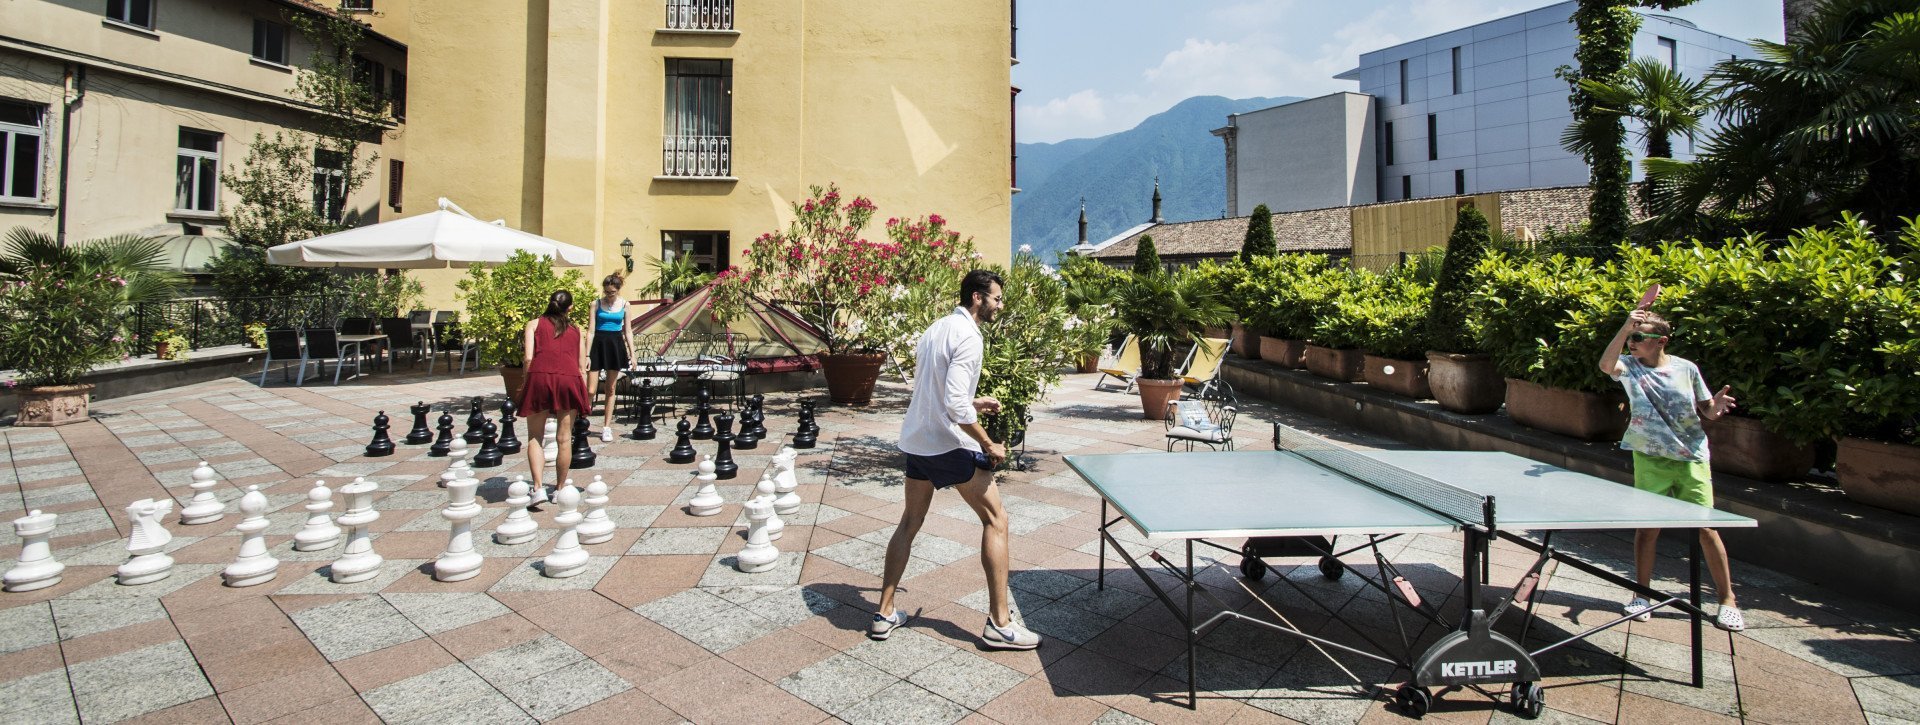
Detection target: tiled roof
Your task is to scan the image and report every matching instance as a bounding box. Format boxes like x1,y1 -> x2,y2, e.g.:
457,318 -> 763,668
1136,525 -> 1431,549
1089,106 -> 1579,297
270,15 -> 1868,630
1089,217 -> 1347,260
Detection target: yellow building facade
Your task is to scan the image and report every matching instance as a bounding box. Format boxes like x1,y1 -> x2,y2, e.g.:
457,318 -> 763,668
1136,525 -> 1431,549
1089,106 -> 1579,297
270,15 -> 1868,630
403,0 -> 1015,305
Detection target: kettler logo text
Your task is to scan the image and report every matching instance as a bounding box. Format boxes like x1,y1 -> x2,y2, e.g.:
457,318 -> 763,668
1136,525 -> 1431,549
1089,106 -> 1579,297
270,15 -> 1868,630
1441,660 -> 1518,678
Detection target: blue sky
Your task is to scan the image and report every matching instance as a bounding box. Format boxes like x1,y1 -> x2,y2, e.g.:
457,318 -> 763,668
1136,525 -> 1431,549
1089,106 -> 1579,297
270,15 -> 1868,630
1012,0 -> 1787,144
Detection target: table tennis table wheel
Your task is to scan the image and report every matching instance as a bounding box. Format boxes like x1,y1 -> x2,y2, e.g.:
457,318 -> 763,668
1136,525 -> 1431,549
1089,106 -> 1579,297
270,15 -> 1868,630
1239,555 -> 1268,581
1394,683 -> 1432,718
1509,681 -> 1544,719
1317,556 -> 1345,581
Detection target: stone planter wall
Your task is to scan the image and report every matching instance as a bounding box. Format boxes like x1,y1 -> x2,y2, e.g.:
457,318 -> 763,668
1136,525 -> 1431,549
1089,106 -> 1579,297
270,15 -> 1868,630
1303,345 -> 1364,382
1838,437 -> 1920,517
1258,337 -> 1304,368
1362,354 -> 1431,399
1504,378 -> 1628,442
1703,415 -> 1814,483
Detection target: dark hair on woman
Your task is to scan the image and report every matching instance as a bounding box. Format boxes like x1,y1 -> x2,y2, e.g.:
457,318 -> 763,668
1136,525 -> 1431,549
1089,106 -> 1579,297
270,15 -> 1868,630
602,273 -> 625,289
542,290 -> 573,337
958,269 -> 1004,309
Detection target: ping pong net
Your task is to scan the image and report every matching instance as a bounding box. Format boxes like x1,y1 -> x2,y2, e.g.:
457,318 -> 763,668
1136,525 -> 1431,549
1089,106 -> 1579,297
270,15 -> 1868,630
1274,424 -> 1495,531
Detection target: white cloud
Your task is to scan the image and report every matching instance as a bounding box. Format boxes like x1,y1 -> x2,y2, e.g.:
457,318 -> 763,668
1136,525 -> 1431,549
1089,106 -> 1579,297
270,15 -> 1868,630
1016,89 -> 1110,144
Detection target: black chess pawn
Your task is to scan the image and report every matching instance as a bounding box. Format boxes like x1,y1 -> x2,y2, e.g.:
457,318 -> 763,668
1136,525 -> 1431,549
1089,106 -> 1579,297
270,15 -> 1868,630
463,397 -> 486,444
569,414 -> 596,469
801,400 -> 821,437
666,418 -> 696,464
713,412 -> 738,479
496,401 -> 522,455
732,405 -> 760,450
631,382 -> 658,440
429,410 -> 454,456
746,394 -> 769,439
691,382 -> 715,439
792,401 -> 817,449
365,411 -> 396,457
473,420 -> 503,467
404,401 -> 434,445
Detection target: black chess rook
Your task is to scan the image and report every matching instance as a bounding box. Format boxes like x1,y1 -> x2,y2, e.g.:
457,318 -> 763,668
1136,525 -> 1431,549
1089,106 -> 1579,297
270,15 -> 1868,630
404,401 -> 433,445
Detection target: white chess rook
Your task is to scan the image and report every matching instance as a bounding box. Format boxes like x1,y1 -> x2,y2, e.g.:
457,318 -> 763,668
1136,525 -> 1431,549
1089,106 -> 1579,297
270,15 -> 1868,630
577,475 -> 614,545
687,456 -> 723,517
754,471 -> 784,541
494,475 -> 538,545
542,483 -> 589,578
736,499 -> 779,573
179,461 -> 225,525
222,486 -> 279,587
294,480 -> 344,552
433,474 -> 485,582
116,499 -> 175,585
4,510 -> 63,592
331,478 -> 384,583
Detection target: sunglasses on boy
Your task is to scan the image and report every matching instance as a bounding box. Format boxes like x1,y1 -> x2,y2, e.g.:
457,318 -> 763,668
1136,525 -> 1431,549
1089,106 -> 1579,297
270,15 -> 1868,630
1628,332 -> 1667,343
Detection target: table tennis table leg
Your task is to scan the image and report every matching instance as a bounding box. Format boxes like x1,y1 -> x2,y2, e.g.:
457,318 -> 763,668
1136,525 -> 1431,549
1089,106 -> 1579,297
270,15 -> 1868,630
1462,529 -> 1480,616
1098,500 -> 1107,590
1187,540 -> 1198,709
1690,536 -> 1703,688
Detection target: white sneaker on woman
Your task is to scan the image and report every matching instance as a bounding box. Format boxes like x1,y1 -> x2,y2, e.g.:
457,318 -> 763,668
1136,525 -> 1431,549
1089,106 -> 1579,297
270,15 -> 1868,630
600,427 -> 614,443
982,618 -> 1042,650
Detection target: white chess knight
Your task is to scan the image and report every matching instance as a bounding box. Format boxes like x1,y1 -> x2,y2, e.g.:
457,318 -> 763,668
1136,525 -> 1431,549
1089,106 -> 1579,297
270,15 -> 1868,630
433,472 -> 485,582
772,459 -> 801,517
331,478 -> 384,583
577,475 -> 614,545
222,486 -> 279,587
494,475 -> 538,546
294,480 -> 344,552
541,483 -> 588,578
753,470 -> 784,541
116,499 -> 175,585
179,460 -> 225,525
4,510 -> 63,592
772,446 -> 799,493
542,418 -> 560,464
735,499 -> 779,573
687,456 -> 723,517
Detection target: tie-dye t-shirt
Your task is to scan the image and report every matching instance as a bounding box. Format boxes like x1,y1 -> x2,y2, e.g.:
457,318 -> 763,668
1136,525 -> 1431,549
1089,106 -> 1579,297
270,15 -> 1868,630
1610,354 -> 1712,462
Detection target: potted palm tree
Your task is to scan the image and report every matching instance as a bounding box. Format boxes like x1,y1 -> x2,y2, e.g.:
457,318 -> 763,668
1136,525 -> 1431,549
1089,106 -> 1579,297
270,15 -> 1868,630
1116,268 -> 1231,420
455,250 -> 595,400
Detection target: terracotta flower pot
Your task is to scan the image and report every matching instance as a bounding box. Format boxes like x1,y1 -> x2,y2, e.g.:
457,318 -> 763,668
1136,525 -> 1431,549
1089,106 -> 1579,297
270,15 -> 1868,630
1836,436 -> 1920,516
1362,354 -> 1431,399
13,384 -> 93,427
500,366 -> 527,402
154,341 -> 172,360
1703,415 -> 1813,482
1230,323 -> 1259,359
1259,336 -> 1305,368
1304,345 -> 1364,382
1426,352 -> 1505,414
1503,378 -> 1628,442
821,352 -> 887,405
1075,353 -> 1100,374
1136,378 -> 1183,420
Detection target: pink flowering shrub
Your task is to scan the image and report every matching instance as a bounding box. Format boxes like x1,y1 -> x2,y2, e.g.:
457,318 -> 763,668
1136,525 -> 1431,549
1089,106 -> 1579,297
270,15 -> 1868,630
0,264 -> 133,386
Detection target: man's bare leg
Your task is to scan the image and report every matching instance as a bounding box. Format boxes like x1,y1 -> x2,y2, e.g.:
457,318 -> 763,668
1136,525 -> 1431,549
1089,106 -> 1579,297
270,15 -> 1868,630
952,468 -> 1012,626
877,476 -> 937,617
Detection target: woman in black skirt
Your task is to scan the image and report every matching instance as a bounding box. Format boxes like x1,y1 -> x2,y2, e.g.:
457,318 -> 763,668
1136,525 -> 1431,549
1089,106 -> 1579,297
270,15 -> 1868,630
588,273 -> 634,441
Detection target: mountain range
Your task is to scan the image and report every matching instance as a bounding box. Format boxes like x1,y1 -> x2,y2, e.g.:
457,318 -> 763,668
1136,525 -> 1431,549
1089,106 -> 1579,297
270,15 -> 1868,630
1012,95 -> 1301,258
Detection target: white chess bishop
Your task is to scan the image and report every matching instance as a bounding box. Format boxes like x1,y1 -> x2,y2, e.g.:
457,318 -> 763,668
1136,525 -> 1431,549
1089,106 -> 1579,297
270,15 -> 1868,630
116,499 -> 174,585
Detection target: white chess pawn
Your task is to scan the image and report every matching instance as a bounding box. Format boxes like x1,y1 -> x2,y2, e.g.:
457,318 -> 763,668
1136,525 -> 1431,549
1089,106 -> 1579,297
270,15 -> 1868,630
222,486 -> 279,587
773,446 -> 799,492
753,470 -> 784,541
3,510 -> 63,592
441,438 -> 468,488
542,418 -> 560,464
687,456 -> 723,517
736,499 -> 779,573
179,460 -> 225,525
294,480 -> 344,552
577,475 -> 614,545
116,499 -> 175,585
331,478 -> 384,583
433,473 -> 484,582
772,460 -> 802,517
542,483 -> 588,578
495,477 -> 539,545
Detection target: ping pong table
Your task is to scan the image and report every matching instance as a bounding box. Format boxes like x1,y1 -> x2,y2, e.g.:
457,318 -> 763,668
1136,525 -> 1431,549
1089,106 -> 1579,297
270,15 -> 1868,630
1065,424 -> 1756,717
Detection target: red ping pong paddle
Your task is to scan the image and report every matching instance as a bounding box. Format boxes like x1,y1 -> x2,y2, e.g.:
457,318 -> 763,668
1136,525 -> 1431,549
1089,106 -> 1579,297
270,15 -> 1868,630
1636,284 -> 1662,310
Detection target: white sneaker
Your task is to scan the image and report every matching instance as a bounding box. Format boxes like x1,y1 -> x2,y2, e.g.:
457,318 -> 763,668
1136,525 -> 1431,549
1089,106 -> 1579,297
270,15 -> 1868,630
982,618 -> 1042,650
1716,605 -> 1746,632
1625,597 -> 1654,622
868,610 -> 907,640
600,427 -> 614,443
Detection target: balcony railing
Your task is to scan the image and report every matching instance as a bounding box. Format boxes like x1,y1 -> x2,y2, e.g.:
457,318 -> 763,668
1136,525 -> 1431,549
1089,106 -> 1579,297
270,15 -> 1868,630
665,0 -> 733,30
129,294 -> 355,355
661,135 -> 733,178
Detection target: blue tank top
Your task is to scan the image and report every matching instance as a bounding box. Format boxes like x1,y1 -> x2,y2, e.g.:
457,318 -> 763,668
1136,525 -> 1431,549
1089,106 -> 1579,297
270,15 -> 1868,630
594,301 -> 624,332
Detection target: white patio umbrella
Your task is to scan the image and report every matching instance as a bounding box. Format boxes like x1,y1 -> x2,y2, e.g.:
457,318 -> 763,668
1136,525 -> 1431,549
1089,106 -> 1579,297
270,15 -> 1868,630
265,198 -> 595,268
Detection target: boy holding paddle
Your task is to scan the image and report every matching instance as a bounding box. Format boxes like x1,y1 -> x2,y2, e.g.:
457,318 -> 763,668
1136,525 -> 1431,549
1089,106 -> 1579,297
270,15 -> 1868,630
1597,285 -> 1745,631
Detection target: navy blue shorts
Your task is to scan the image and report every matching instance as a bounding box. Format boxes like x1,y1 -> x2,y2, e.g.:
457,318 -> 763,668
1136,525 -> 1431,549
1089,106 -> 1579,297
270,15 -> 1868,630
903,448 -> 990,488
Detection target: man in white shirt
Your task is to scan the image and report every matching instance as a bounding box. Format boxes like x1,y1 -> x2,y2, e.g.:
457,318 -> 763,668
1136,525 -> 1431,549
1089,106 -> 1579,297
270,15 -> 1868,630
870,270 -> 1041,650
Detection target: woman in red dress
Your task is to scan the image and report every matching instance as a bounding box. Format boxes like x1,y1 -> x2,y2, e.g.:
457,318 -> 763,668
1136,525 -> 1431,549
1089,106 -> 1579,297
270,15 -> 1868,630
518,290 -> 591,494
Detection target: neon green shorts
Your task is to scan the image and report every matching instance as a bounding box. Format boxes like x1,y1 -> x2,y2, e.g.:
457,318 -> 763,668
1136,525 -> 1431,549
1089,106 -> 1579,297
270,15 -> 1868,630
1632,452 -> 1713,507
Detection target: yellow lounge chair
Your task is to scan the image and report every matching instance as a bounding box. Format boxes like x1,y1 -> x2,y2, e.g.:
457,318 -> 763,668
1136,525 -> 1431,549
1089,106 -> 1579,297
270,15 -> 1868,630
1180,337 -> 1234,402
1095,334 -> 1140,392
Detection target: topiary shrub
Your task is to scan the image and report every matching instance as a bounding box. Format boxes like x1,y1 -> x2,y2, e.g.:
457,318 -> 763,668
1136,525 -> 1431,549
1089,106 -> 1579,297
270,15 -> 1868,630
1132,235 -> 1162,277
1426,205 -> 1492,353
1241,204 -> 1276,262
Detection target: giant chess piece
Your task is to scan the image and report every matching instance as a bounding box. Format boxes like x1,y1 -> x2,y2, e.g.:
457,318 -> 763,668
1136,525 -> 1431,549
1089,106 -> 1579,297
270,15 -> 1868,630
733,402 -> 760,450
746,394 -> 769,440
404,401 -> 434,445
570,415 -> 597,469
773,446 -> 799,492
494,475 -> 538,545
541,483 -> 589,578
801,400 -> 821,437
116,499 -> 175,585
430,410 -> 455,457
3,510 -> 63,592
753,470 -> 784,541
630,382 -> 658,440
473,420 -> 503,468
433,473 -> 485,582
463,397 -> 487,444
736,499 -> 779,573
331,478 -> 383,583
666,418 -> 696,464
773,458 -> 802,516
293,480 -> 344,551
179,460 -> 224,525
365,411 -> 396,457
687,456 -> 723,516
712,412 -> 738,480
691,382 -> 715,439
577,475 -> 614,545
792,401 -> 818,449
222,486 -> 279,587
440,438 -> 469,488
496,401 -> 522,455
543,417 -> 560,464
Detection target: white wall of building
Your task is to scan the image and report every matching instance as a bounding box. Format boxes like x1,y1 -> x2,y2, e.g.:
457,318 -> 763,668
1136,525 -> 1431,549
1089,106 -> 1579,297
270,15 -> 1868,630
1225,92 -> 1376,215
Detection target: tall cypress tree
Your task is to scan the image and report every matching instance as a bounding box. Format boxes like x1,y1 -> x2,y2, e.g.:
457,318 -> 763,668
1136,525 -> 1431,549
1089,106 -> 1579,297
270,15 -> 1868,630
1241,204 -> 1276,262
1132,235 -> 1162,276
1565,0 -> 1698,252
1424,206 -> 1492,353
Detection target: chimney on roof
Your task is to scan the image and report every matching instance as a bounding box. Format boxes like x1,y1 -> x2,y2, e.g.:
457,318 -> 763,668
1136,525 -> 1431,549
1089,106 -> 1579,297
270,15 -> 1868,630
1077,197 -> 1087,245
1150,177 -> 1163,223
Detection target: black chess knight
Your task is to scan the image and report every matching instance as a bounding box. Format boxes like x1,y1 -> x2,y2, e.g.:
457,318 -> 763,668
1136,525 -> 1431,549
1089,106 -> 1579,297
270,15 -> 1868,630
463,397 -> 487,444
